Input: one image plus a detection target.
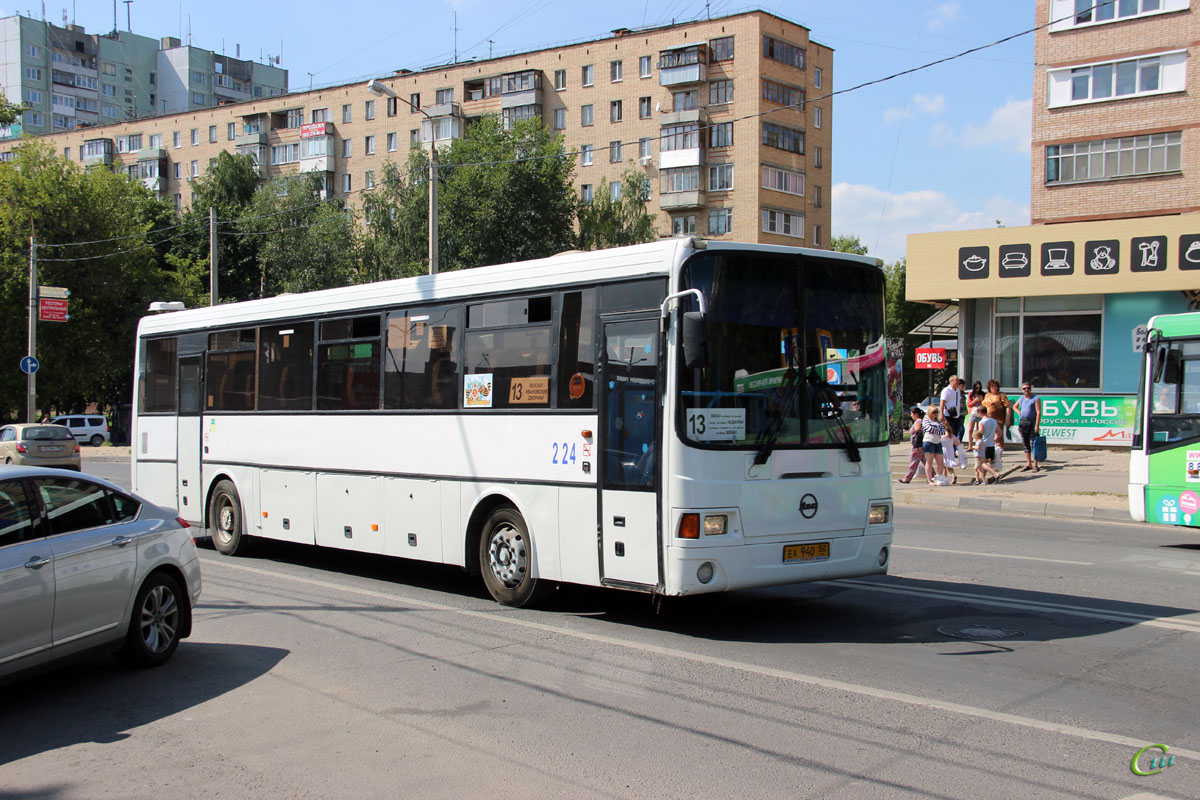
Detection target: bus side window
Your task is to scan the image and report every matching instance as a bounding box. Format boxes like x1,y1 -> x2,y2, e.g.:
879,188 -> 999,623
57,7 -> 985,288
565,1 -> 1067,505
139,337 -> 178,413
557,290 -> 596,408
317,315 -> 382,411
384,305 -> 462,410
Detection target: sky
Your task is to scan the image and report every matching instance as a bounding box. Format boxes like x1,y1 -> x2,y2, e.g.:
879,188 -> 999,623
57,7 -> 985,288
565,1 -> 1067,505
19,1 -> 1036,263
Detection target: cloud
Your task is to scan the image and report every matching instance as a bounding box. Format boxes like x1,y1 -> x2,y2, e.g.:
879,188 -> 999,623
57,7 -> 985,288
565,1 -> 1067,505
928,1 -> 961,30
832,182 -> 1030,264
930,98 -> 1032,154
882,93 -> 946,124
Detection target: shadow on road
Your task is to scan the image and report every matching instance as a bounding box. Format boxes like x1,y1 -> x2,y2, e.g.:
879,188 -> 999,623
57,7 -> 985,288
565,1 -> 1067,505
0,642 -> 287,766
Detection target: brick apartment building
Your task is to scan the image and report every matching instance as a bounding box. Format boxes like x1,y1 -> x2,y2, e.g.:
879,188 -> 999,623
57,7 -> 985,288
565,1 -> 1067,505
0,10 -> 831,247
907,0 -> 1194,448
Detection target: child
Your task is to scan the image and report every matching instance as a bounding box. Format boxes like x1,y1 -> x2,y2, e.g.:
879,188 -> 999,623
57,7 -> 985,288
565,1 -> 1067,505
971,413 -> 1002,485
941,427 -> 961,485
898,407 -> 925,484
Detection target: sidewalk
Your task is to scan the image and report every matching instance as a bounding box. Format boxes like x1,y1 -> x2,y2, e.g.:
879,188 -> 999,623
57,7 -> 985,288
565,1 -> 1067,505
889,441 -> 1131,521
82,445 -> 133,463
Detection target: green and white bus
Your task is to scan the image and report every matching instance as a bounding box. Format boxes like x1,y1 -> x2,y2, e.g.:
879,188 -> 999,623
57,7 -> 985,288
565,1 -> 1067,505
1131,311 -> 1200,528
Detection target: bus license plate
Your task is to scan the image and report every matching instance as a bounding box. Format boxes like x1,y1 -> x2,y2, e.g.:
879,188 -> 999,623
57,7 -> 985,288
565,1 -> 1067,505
783,542 -> 830,563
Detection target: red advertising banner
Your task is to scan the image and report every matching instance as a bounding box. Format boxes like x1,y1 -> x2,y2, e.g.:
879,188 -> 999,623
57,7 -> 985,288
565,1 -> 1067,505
39,297 -> 68,322
300,122 -> 327,138
914,347 -> 946,370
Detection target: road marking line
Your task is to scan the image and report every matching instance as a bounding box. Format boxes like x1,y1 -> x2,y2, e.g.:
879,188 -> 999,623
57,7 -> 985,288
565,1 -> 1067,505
832,579 -> 1200,634
895,544 -> 1094,565
203,556 -> 1200,763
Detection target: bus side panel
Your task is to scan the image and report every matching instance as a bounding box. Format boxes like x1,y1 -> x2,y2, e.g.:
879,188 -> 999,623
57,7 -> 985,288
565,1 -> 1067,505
558,485 -> 601,587
133,415 -> 178,509
315,474 -> 384,553
259,469 -> 317,544
460,483 -> 562,582
383,477 -> 442,563
1143,445 -> 1200,527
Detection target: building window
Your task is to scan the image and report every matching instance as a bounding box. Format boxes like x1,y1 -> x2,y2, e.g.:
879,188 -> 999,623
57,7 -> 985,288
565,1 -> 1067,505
174,194 -> 181,210
435,87 -> 453,104
709,207 -> 733,234
365,170 -> 375,189
192,93 -> 207,106
1046,131 -> 1182,183
208,125 -> 217,143
190,128 -> 199,145
387,97 -> 397,116
672,90 -> 697,111
581,144 -> 593,166
409,93 -> 420,112
763,79 -> 803,108
581,183 -> 593,203
342,103 -> 352,123
709,122 -> 733,148
992,295 -> 1103,389
25,67 -> 42,81
611,181 -> 623,201
611,60 -> 623,82
173,131 -> 181,148
709,79 -> 734,105
582,64 -> 594,87
501,104 -> 540,130
609,141 -> 622,162
610,100 -> 622,123
1050,52 -> 1183,107
814,106 -> 822,128
639,137 -> 652,159
365,135 -> 375,155
554,108 -> 566,130
762,122 -> 804,154
102,84 -> 116,97
174,162 -> 180,179
343,139 -> 352,158
227,122 -> 236,139
312,108 -> 328,123
637,97 -> 651,119
708,163 -> 733,191
190,160 -> 199,177
365,100 -> 375,120
711,36 -> 734,62
270,144 -> 300,165
554,69 -> 566,90
101,106 -> 116,119
813,225 -> 822,246
581,104 -> 594,126
814,146 -> 823,168
26,44 -> 41,58
387,132 -> 397,151
1057,0 -> 1184,30
661,123 -> 699,151
343,173 -> 351,193
814,67 -> 823,89
813,185 -> 822,207
640,56 -> 652,78
761,208 -> 804,238
661,166 -> 700,193
150,133 -> 162,149
672,215 -> 696,235
192,71 -> 206,85
23,89 -> 42,105
411,129 -> 420,144
763,36 -> 805,68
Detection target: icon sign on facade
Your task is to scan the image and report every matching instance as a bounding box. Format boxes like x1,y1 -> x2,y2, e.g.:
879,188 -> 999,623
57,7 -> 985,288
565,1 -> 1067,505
1131,236 -> 1167,272
957,246 -> 989,280
1159,497 -> 1178,524
1084,240 -> 1119,275
1180,234 -> 1200,270
19,356 -> 39,374
1041,241 -> 1075,274
998,244 -> 1031,277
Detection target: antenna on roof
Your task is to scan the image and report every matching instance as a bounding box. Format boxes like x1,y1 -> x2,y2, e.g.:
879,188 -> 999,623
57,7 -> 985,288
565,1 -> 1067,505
452,11 -> 460,63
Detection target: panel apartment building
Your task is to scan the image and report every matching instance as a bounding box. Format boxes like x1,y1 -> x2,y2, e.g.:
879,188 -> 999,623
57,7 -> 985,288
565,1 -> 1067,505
907,0 -> 1194,447
0,10 -> 831,247
0,13 -> 288,136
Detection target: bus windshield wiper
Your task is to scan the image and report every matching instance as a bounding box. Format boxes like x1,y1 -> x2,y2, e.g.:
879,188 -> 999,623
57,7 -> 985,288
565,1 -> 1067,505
753,355 -> 802,465
808,373 -> 862,463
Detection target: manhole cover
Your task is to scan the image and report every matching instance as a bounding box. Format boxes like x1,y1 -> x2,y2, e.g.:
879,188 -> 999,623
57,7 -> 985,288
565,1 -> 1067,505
937,624 -> 1025,640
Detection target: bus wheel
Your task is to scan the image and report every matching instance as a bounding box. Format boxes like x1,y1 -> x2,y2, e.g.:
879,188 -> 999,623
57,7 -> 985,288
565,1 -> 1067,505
209,479 -> 248,556
479,506 -> 545,607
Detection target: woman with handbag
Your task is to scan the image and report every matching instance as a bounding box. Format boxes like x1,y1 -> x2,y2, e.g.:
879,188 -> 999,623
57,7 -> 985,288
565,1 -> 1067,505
1015,382 -> 1042,472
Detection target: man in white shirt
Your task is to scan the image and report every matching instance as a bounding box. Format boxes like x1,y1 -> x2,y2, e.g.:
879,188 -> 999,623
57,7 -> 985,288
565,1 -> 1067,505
939,375 -> 964,441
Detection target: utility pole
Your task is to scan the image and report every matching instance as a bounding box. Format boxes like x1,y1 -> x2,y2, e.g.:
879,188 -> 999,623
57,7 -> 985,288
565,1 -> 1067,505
123,0 -> 132,31
429,144 -> 438,274
209,207 -> 219,305
27,235 -> 37,423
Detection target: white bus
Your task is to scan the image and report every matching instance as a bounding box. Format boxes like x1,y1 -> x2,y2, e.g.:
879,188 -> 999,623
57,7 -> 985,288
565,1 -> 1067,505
132,238 -> 893,606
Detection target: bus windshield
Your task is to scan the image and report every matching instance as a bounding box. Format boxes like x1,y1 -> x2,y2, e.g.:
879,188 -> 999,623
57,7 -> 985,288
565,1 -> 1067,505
678,251 -> 888,450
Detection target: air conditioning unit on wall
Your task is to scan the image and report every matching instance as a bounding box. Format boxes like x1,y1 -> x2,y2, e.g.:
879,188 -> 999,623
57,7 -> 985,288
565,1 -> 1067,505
638,155 -> 653,166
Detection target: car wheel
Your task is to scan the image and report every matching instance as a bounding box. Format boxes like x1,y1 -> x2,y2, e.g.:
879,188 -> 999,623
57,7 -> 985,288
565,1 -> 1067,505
479,506 -> 546,608
117,571 -> 186,668
90,434 -> 104,447
209,479 -> 248,556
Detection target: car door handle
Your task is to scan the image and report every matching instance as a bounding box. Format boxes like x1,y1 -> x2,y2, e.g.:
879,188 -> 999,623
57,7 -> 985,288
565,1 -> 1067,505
24,555 -> 50,569
111,536 -> 133,548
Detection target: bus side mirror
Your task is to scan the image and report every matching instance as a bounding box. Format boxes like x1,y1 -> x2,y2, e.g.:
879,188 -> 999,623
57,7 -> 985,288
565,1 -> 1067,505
1153,346 -> 1180,384
682,311 -> 708,369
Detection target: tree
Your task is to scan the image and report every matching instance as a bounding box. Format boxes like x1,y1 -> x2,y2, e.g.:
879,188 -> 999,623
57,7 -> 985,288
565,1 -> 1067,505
831,234 -> 868,255
884,258 -> 950,407
0,92 -> 23,126
0,140 -> 203,418
358,157 -> 431,282
577,165 -> 657,250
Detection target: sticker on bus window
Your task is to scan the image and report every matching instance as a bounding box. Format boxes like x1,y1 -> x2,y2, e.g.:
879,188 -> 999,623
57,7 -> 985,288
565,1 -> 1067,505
569,373 -> 586,399
685,408 -> 746,441
464,373 -> 493,408
1186,450 -> 1200,482
509,376 -> 549,405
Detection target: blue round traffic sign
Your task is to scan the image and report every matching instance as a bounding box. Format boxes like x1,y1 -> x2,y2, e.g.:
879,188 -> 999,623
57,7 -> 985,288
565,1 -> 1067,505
20,356 -> 39,374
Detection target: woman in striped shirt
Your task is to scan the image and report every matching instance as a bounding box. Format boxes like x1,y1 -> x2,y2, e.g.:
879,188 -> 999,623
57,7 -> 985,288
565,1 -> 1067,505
922,406 -> 948,485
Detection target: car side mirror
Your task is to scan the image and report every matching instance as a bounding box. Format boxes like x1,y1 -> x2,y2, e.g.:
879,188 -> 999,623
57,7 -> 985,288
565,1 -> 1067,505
681,311 -> 708,369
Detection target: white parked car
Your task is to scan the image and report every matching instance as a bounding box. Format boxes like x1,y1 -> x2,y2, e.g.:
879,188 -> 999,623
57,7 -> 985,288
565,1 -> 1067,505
51,414 -> 110,447
0,467 -> 201,680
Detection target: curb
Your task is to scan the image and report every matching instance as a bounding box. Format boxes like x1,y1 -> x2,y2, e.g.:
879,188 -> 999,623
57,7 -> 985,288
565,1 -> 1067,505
893,490 -> 1130,521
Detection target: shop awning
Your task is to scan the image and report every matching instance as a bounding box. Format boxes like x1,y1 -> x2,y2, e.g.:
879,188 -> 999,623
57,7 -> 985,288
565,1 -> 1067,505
908,304 -> 959,338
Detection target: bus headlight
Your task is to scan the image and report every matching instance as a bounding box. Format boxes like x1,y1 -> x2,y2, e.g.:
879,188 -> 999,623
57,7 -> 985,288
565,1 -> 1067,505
697,562 -> 715,584
703,514 -> 728,535
868,503 -> 890,524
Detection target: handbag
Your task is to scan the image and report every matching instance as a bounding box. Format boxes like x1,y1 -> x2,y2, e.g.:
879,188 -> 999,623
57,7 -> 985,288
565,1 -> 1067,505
1032,434 -> 1047,463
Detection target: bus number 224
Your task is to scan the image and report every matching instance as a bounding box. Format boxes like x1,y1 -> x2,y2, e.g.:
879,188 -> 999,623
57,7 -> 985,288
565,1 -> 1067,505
552,442 -> 577,465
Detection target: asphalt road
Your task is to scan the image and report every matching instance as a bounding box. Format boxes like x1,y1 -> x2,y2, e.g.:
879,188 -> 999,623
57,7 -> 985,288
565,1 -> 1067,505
2,467 -> 1197,798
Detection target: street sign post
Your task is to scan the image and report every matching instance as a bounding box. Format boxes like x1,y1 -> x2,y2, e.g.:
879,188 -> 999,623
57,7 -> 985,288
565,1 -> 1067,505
39,297 -> 68,322
20,355 -> 39,374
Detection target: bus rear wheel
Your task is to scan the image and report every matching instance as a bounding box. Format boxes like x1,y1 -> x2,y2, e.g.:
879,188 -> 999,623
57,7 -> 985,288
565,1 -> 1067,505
209,479 -> 248,556
479,507 -> 545,608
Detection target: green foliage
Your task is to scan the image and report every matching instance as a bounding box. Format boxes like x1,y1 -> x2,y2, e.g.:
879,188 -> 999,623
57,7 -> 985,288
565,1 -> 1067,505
0,139 -> 202,418
358,157 -> 430,282
830,234 -> 869,255
577,165 -> 657,250
0,92 -> 23,126
883,257 -> 952,407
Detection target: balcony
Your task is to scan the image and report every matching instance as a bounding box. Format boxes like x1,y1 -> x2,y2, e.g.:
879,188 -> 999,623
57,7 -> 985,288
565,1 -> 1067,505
658,45 -> 707,87
235,131 -> 267,147
659,190 -> 705,210
423,101 -> 461,119
137,148 -> 167,162
501,87 -> 543,110
141,176 -> 162,193
658,108 -> 705,127
658,148 -> 704,170
81,140 -> 114,167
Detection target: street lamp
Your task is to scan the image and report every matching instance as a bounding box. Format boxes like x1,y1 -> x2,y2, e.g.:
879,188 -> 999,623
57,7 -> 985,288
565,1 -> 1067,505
368,79 -> 438,275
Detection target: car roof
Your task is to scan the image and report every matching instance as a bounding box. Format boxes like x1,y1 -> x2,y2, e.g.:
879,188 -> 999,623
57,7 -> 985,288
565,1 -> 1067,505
5,423 -> 70,430
0,465 -> 122,491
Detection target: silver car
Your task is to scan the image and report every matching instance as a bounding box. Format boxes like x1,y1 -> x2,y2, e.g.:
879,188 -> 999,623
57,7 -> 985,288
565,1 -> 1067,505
0,467 -> 201,680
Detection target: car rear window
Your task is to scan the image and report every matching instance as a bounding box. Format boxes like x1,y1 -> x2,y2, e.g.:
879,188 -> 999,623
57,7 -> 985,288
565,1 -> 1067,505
23,426 -> 74,441
89,417 -> 105,426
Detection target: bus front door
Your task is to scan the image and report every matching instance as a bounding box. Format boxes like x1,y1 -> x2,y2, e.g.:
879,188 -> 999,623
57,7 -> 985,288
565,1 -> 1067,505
599,316 -> 660,588
177,355 -> 204,522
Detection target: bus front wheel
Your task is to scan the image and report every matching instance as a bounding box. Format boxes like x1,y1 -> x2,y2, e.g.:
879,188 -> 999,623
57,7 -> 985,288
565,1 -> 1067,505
479,507 -> 545,608
209,479 -> 248,556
